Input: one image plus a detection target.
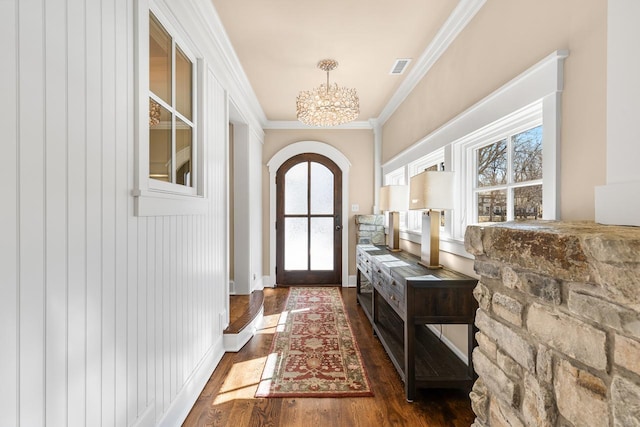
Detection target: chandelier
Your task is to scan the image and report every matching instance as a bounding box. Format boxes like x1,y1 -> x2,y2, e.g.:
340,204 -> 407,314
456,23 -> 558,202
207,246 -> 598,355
149,98 -> 161,126
296,59 -> 359,127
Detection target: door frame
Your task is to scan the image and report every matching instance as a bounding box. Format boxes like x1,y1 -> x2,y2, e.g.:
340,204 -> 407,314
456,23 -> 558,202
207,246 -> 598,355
267,141 -> 351,287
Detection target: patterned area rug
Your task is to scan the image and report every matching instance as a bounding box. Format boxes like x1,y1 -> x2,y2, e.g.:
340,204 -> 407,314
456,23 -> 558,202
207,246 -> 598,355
256,287 -> 374,398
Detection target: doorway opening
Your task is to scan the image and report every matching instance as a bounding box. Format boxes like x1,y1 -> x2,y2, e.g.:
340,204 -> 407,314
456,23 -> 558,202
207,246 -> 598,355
276,153 -> 342,285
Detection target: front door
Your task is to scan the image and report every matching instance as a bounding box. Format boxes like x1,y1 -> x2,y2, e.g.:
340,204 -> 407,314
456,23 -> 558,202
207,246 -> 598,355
276,153 -> 342,285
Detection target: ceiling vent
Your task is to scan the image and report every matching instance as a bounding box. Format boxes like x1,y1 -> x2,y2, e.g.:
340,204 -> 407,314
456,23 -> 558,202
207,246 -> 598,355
389,58 -> 411,75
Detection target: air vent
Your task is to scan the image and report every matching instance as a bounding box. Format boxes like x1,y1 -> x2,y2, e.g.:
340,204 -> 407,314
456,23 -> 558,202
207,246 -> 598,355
389,58 -> 411,75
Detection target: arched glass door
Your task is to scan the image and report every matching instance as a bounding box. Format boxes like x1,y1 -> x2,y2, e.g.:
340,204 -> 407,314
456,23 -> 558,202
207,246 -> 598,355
276,153 -> 342,285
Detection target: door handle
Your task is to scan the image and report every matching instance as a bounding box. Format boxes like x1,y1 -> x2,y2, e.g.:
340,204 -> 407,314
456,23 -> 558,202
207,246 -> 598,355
335,225 -> 342,231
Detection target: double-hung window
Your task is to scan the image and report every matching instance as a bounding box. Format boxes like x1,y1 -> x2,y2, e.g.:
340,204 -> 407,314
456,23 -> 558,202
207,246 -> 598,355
451,101 -> 548,242
473,125 -> 543,223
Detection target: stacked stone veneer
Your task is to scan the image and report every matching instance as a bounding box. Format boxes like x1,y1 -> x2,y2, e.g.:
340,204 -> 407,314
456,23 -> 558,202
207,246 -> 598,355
464,221 -> 640,427
355,214 -> 385,245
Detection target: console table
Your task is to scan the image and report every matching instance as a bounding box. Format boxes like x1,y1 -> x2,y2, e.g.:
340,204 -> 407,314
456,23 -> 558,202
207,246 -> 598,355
356,244 -> 478,401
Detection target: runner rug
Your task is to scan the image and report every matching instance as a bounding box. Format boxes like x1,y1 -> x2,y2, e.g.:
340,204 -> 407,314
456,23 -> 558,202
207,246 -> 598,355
255,287 -> 374,398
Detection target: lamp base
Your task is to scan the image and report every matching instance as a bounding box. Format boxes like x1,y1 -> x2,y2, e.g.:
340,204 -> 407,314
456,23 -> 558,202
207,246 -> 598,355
417,260 -> 443,270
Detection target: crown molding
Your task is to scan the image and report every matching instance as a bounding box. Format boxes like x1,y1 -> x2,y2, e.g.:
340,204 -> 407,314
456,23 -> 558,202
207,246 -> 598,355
264,120 -> 373,130
186,0 -> 485,132
376,0 -> 487,125
186,0 -> 268,129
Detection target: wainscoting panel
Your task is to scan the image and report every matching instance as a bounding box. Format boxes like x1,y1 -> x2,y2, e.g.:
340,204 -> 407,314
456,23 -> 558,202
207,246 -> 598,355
1,1 -> 234,426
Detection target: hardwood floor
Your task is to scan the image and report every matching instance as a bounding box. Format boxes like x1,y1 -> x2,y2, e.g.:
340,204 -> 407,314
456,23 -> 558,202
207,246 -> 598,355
183,287 -> 475,427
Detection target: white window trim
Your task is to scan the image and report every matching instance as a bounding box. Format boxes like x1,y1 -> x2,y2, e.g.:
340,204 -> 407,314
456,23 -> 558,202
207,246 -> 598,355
381,50 -> 567,258
453,102 -> 544,243
134,0 -> 207,216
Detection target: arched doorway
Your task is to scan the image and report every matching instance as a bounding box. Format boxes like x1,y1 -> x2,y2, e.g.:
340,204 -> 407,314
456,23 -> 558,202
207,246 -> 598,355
276,153 -> 342,285
267,141 -> 351,287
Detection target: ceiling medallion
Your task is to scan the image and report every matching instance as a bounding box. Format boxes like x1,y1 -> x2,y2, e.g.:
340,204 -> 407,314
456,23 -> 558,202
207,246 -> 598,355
296,59 -> 359,127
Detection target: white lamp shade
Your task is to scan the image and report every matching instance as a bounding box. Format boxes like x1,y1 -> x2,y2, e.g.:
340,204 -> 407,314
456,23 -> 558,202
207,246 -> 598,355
409,171 -> 454,210
379,185 -> 409,212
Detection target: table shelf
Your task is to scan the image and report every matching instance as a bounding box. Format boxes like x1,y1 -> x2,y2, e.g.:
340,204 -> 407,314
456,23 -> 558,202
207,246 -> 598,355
356,245 -> 478,401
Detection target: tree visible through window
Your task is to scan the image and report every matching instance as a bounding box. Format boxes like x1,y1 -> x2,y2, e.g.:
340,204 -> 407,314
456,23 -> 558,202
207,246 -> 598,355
475,126 -> 542,223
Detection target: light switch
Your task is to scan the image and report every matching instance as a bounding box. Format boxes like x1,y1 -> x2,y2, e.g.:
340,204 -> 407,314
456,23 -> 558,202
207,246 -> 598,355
351,204 -> 359,212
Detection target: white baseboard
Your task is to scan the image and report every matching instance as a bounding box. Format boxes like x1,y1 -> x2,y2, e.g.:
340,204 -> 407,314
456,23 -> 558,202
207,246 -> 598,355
223,305 -> 264,352
263,275 -> 276,288
156,337 -> 226,427
253,275 -> 264,292
426,324 -> 468,365
346,275 -> 357,287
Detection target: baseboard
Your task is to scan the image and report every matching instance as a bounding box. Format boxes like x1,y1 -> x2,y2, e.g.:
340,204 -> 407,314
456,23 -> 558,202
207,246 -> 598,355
263,275 -> 276,288
252,277 -> 263,292
426,324 -> 468,365
346,275 -> 357,287
223,305 -> 264,352
156,337 -> 226,427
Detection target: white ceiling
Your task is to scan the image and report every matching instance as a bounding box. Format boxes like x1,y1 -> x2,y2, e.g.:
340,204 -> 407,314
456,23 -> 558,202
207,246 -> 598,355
211,0 -> 465,125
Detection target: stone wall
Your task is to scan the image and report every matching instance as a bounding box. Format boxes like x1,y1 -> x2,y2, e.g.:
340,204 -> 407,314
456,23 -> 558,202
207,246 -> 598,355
464,221 -> 640,427
354,214 -> 385,245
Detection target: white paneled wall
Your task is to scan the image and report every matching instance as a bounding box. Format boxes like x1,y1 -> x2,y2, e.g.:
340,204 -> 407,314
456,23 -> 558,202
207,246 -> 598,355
0,0 -> 238,426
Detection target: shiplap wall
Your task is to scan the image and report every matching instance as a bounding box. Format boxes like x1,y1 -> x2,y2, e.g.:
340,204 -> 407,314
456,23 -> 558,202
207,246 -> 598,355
0,0 -> 235,426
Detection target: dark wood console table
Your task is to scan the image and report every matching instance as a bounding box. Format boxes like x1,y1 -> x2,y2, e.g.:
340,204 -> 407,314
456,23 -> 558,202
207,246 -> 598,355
356,244 -> 478,401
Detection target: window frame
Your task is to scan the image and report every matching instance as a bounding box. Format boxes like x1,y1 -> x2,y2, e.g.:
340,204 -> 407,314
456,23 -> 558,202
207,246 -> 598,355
134,0 -> 207,216
471,124 -> 543,224
381,50 -> 566,258
452,102 -> 547,242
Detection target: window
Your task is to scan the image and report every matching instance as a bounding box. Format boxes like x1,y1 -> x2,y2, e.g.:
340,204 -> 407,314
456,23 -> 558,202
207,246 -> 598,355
383,167 -> 407,229
148,12 -> 196,191
451,101 -> 549,243
135,4 -> 206,216
407,149 -> 444,232
474,125 -> 542,223
381,51 -> 565,256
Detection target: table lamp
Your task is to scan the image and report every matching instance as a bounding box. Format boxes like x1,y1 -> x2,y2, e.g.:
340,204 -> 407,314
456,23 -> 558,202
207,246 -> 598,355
409,171 -> 454,268
379,184 -> 409,252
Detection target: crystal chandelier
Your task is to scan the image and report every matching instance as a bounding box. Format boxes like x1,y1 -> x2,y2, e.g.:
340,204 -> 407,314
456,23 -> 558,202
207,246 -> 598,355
296,59 -> 359,127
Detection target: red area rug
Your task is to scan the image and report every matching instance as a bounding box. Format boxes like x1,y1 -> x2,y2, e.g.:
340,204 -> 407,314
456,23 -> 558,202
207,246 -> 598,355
256,287 -> 374,398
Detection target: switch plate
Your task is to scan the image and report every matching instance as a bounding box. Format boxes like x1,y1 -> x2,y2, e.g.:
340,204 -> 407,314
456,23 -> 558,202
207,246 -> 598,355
351,204 -> 359,212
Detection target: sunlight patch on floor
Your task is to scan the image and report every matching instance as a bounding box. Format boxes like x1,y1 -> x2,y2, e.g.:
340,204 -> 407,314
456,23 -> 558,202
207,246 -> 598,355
255,352 -> 279,397
255,313 -> 280,335
213,356 -> 268,404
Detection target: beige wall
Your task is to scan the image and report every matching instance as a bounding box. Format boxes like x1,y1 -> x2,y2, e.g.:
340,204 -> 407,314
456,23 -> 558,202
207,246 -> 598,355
262,129 -> 375,279
382,0 -> 607,221
381,0 -> 607,355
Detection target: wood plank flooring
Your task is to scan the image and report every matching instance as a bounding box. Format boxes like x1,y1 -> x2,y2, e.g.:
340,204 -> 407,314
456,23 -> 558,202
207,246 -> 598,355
183,287 -> 475,427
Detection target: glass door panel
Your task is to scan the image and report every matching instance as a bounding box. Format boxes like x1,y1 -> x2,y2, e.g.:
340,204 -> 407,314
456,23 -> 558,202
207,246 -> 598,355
310,162 -> 334,214
284,218 -> 309,270
285,162 -> 308,215
310,217 -> 334,270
